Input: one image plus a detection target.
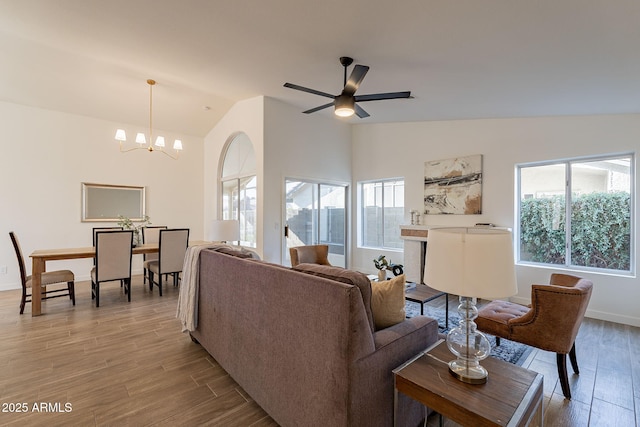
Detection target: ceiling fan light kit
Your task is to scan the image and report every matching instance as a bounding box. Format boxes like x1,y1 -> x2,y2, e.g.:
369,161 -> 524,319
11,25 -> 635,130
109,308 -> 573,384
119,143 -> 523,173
334,94 -> 355,117
284,56 -> 412,119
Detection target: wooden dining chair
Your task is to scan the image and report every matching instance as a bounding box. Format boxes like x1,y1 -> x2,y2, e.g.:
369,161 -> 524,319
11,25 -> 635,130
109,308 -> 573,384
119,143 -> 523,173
92,226 -> 123,246
147,228 -> 189,296
141,225 -> 168,285
91,230 -> 133,307
10,231 -> 75,314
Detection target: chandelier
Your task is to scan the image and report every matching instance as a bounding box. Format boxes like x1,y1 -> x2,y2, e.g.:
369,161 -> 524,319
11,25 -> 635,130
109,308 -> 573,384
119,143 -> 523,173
114,79 -> 183,160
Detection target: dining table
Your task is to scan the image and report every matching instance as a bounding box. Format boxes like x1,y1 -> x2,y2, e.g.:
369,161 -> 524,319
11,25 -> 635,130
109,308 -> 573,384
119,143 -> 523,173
29,240 -> 209,316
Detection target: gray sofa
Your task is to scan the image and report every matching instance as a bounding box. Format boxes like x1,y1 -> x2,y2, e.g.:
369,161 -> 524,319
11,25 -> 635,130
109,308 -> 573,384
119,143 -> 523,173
190,249 -> 439,427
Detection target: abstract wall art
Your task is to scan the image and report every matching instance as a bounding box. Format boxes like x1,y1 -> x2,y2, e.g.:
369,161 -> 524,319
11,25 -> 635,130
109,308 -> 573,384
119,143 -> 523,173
424,154 -> 483,214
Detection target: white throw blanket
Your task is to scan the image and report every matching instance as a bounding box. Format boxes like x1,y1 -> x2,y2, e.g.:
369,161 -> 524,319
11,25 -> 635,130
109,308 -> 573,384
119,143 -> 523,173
176,243 -> 259,332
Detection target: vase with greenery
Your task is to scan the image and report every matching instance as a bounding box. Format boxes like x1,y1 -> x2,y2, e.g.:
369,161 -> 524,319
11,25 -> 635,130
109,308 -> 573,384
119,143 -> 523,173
117,215 -> 151,247
373,255 -> 389,281
373,255 -> 404,280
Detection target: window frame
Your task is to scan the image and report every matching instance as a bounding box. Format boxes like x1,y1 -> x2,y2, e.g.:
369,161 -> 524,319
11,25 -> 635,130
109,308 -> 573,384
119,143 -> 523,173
219,133 -> 257,248
221,175 -> 257,247
358,177 -> 405,251
516,152 -> 635,275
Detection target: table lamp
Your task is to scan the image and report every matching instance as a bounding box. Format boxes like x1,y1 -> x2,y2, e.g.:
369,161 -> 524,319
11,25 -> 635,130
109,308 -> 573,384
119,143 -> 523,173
424,227 -> 517,384
209,220 -> 240,244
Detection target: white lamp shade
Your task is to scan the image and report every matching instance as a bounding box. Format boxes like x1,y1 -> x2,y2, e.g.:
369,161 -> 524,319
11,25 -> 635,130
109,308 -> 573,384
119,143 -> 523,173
173,140 -> 183,150
115,129 -> 127,141
155,136 -> 165,147
424,227 -> 517,299
135,133 -> 147,144
209,219 -> 240,242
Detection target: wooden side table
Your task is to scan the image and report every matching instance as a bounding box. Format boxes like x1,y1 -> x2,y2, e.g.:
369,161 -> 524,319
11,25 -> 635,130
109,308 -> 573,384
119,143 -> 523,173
405,284 -> 449,329
393,339 -> 543,427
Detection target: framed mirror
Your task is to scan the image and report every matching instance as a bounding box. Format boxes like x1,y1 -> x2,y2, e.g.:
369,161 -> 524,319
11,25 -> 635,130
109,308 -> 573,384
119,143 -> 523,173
82,183 -> 146,222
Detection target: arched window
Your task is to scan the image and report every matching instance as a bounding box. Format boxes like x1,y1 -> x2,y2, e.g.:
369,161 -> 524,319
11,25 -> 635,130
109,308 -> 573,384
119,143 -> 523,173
220,133 -> 257,247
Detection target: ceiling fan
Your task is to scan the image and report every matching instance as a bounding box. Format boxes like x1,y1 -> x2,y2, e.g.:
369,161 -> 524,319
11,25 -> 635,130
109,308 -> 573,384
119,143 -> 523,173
284,57 -> 412,118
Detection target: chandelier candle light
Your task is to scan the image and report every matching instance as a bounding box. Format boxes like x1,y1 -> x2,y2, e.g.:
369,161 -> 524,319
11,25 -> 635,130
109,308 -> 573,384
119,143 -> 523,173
424,227 -> 517,384
114,79 -> 183,160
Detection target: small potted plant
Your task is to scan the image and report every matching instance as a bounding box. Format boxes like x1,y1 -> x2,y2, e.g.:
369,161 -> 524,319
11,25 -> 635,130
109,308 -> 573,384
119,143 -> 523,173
117,215 -> 151,247
373,255 -> 404,281
373,255 -> 390,281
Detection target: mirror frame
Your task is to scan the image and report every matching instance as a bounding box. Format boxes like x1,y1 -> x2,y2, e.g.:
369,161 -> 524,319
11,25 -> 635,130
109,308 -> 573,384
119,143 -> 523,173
81,183 -> 146,222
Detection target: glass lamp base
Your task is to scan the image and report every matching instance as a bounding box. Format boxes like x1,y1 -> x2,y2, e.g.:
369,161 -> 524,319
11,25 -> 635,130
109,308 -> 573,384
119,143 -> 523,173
445,296 -> 492,385
448,359 -> 488,384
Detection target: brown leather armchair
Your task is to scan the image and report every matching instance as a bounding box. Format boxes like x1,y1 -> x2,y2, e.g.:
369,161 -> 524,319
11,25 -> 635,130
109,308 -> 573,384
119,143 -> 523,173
289,244 -> 331,267
476,273 -> 593,399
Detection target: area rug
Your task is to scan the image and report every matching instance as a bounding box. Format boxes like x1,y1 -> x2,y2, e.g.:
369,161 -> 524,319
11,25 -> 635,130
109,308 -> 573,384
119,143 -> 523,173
405,301 -> 533,366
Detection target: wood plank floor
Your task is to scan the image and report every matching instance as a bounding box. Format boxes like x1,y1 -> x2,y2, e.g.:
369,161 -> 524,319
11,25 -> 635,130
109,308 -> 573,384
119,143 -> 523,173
0,276 -> 637,426
0,276 -> 278,427
425,297 -> 640,427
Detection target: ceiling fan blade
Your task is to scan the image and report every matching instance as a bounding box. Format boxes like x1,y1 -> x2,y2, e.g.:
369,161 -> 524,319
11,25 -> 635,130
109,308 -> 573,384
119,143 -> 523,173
355,91 -> 412,102
354,104 -> 370,118
302,102 -> 334,114
284,83 -> 335,99
343,65 -> 370,96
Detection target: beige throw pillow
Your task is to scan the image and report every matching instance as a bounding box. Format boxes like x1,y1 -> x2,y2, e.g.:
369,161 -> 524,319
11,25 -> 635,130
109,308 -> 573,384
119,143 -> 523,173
371,274 -> 406,330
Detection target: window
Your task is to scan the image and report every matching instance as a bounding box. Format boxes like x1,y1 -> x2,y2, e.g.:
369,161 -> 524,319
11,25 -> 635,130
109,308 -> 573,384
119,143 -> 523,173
285,179 -> 347,267
517,154 -> 633,273
360,179 -> 404,249
220,133 -> 257,248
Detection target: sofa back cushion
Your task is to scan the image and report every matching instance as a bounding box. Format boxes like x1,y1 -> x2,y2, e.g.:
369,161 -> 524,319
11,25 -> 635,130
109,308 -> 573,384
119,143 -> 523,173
292,263 -> 375,333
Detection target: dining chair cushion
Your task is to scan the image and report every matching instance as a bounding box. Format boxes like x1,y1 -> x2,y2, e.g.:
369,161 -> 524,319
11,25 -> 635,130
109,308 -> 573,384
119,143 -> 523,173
94,231 -> 133,282
142,226 -> 167,263
158,229 -> 190,274
146,260 -> 159,274
26,270 -> 74,288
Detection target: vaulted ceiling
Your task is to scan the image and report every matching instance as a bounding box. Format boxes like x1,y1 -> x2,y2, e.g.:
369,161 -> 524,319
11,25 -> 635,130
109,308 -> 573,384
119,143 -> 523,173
1,0 -> 639,137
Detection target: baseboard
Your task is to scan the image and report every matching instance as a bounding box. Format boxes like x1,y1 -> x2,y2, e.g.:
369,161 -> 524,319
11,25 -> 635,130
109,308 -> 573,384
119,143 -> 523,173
583,309 -> 640,328
0,282 -> 20,292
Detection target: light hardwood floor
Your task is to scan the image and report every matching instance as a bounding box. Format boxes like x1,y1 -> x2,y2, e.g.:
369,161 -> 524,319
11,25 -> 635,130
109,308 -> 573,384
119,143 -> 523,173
0,276 -> 278,426
0,276 -> 637,426
425,297 -> 640,427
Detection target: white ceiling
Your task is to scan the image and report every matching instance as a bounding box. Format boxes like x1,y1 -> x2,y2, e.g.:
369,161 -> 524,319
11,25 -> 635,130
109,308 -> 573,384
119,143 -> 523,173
1,0 -> 639,137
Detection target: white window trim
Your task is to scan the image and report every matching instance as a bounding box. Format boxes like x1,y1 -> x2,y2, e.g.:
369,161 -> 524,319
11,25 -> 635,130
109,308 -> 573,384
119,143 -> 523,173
358,177 -> 405,251
515,152 -> 635,276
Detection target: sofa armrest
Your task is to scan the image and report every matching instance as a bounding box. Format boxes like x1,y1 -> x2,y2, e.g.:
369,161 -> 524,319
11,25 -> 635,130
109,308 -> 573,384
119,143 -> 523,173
348,315 -> 439,427
373,315 -> 438,350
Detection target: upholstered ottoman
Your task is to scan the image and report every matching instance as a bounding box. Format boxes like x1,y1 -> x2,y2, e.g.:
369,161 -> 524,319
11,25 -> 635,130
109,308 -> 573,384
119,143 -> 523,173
476,300 -> 529,338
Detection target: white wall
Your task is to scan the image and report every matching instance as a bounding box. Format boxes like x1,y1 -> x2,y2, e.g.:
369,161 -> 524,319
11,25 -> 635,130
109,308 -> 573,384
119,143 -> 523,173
203,96 -> 265,255
263,97 -> 351,264
203,96 -> 351,264
352,114 -> 640,327
0,101 -> 204,290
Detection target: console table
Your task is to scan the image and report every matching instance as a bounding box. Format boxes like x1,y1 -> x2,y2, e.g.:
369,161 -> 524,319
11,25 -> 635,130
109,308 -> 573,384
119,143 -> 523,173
399,225 -> 434,284
394,339 -> 543,427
